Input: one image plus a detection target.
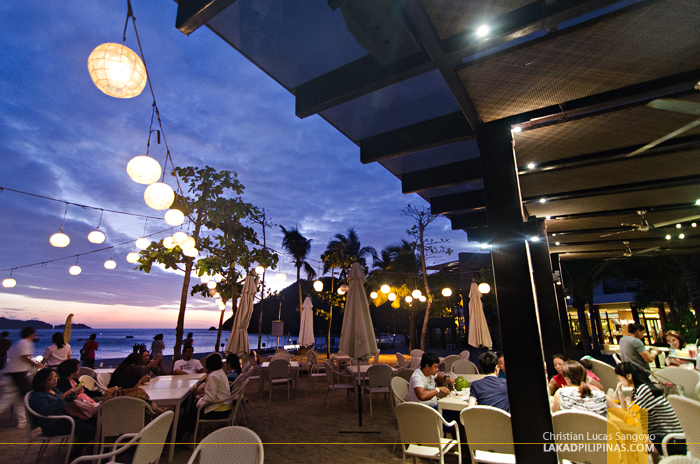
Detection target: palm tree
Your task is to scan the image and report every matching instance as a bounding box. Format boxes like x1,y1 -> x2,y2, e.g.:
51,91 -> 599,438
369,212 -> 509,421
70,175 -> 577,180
280,226 -> 316,318
326,228 -> 377,278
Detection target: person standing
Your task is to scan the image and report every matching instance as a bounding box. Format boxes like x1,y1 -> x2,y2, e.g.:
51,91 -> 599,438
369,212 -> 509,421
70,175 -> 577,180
150,334 -> 165,373
81,334 -> 98,368
620,323 -> 658,374
0,331 -> 11,371
0,327 -> 42,428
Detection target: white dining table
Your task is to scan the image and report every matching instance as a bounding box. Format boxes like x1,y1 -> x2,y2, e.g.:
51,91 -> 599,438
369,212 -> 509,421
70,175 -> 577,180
92,368 -> 115,375
345,364 -> 398,379
437,390 -> 471,414
260,361 -> 300,396
141,373 -> 205,463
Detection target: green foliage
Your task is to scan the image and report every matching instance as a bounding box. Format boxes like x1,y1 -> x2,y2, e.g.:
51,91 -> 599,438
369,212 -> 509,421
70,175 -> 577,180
664,308 -> 698,344
321,228 -> 377,278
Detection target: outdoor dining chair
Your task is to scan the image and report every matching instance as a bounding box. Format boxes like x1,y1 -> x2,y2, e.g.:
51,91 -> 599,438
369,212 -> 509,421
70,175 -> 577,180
657,368 -> 700,401
397,368 -> 414,382
322,361 -> 354,410
22,392 -> 76,464
96,396 -> 155,461
78,375 -> 98,393
394,402 -> 461,464
395,353 -> 408,369
552,410 -> 620,464
272,351 -> 292,361
363,364 -> 393,416
451,359 -> 479,375
587,358 -> 618,392
268,359 -> 291,402
443,355 -> 461,373
460,406 -> 515,464
305,350 -> 326,392
459,350 -> 470,360
390,377 -> 411,453
69,411 -> 173,464
96,373 -> 111,390
186,426 -> 264,464
79,367 -> 96,378
667,395 -> 700,458
371,349 -> 380,365
192,378 -> 248,443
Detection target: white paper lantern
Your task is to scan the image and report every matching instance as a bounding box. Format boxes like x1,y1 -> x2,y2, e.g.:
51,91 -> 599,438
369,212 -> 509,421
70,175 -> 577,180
164,209 -> 184,226
380,284 -> 390,294
214,292 -> 221,299
214,273 -> 223,283
478,283 -> 491,294
104,259 -> 117,269
313,280 -> 323,292
218,303 -> 225,310
419,296 -> 426,302
370,291 -> 378,299
163,236 -> 175,249
181,236 -> 196,251
412,289 -> 422,299
2,278 -> 16,288
442,288 -> 452,297
338,287 -> 345,295
339,284 -> 349,293
173,231 -> 188,246
126,252 -> 140,263
388,293 -> 396,301
69,265 -> 82,276
50,232 -> 70,248
88,230 -> 105,244
275,272 -> 286,282
255,265 -> 265,275
135,237 -> 150,249
183,247 -> 198,258
207,281 -> 217,289
200,274 -> 210,283
126,156 -> 161,184
87,43 -> 147,99
144,182 -> 174,210
405,296 -> 413,303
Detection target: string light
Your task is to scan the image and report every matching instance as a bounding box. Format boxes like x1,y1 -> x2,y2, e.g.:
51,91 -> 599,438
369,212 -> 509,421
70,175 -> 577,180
69,257 -> 81,276
370,291 -> 378,299
3,270 -> 16,288
88,210 -> 106,244
313,280 -> 323,291
50,203 -> 70,248
126,251 -> 140,263
442,288 -> 452,297
164,209 -> 184,226
380,285 -> 390,294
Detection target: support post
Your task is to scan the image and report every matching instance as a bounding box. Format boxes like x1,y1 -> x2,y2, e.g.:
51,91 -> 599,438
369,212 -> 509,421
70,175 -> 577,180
477,121 -> 556,464
551,253 -> 574,358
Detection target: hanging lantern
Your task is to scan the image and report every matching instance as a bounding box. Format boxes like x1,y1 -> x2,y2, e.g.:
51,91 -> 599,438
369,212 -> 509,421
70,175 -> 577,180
181,236 -> 196,251
218,303 -> 225,310
419,295 -> 426,302
213,292 -> 221,299
88,230 -> 105,244
126,252 -> 140,263
126,156 -> 161,184
163,236 -> 175,249
255,265 -> 265,275
135,237 -> 150,249
412,289 -> 422,299
87,43 -> 147,99
207,281 -> 217,289
144,182 -> 174,210
405,296 -> 413,303
50,232 -> 70,248
442,288 -> 452,297
275,272 -> 287,282
164,209 -> 184,226
208,288 -> 217,296
214,273 -> 223,283
388,293 -> 397,301
380,284 -> 390,294
104,259 -> 117,269
2,278 -> 16,288
200,274 -> 210,284
338,287 -> 346,295
182,247 -> 198,258
313,280 -> 323,292
370,291 -> 378,299
69,265 -> 82,276
173,232 -> 188,246
339,284 -> 349,293
478,282 -> 491,294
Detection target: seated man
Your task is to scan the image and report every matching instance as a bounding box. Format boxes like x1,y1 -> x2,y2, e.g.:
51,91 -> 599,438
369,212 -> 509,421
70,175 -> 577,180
409,352 -> 454,407
620,322 -> 658,374
173,346 -> 206,375
469,351 -> 510,412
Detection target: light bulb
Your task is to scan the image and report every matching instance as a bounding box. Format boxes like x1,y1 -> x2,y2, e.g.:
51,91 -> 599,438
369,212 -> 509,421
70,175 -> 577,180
313,280 -> 323,292
104,260 -> 116,269
50,232 -> 70,248
144,182 -> 174,210
405,296 -> 413,303
88,230 -> 105,244
419,296 -> 426,302
135,237 -> 150,249
164,209 -> 184,226
380,284 -> 390,294
69,265 -> 82,276
126,252 -> 140,263
87,43 -> 147,99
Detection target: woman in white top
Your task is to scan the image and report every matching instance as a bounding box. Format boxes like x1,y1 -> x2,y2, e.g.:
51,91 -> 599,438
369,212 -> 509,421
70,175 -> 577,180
43,332 -> 71,367
552,361 -> 617,417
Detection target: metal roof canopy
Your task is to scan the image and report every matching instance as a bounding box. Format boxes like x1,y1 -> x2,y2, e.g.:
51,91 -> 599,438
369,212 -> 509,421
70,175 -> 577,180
177,0 -> 700,262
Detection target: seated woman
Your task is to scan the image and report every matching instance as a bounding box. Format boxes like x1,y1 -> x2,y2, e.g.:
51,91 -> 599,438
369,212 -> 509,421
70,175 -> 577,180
224,353 -> 242,382
551,361 -> 617,417
103,365 -> 165,414
665,330 -> 690,367
28,368 -> 97,460
177,354 -> 231,441
56,359 -> 102,400
548,354 -> 604,394
43,332 -> 72,367
615,361 -> 685,462
108,353 -> 147,388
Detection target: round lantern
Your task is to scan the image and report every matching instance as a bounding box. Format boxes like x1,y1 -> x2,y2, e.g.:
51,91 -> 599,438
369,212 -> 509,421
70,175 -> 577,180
172,232 -> 188,246
144,182 -> 174,210
126,252 -> 140,263
50,232 -> 70,248
3,278 -> 16,288
163,236 -> 175,249
338,287 -> 346,295
442,288 -> 452,297
87,43 -> 147,99
419,296 -> 427,302
181,236 -> 196,251
135,237 -> 150,249
388,293 -> 397,301
214,273 -> 223,283
213,292 -> 221,299
69,265 -> 82,276
126,156 -> 161,184
339,284 -> 349,293
405,296 -> 413,303
104,259 -> 117,269
164,209 -> 184,226
200,274 -> 210,283
255,265 -> 265,275
207,281 -> 217,289
412,289 -> 422,299
313,280 -> 323,292
182,247 -> 198,258
88,230 -> 105,244
275,272 -> 287,282
478,283 -> 491,294
370,291 -> 378,299
208,288 -> 217,296
380,284 -> 390,294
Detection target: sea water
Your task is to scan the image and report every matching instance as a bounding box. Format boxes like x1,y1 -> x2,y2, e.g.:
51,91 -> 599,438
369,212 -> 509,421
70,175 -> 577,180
3,328 -> 331,363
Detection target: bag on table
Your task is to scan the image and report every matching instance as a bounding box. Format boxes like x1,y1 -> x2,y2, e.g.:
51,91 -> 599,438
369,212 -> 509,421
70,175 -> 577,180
650,372 -> 685,398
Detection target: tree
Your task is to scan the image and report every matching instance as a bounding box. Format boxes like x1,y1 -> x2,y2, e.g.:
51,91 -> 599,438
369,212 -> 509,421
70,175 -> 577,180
280,226 -> 316,319
401,204 -> 452,351
325,228 -> 377,278
250,209 -> 276,351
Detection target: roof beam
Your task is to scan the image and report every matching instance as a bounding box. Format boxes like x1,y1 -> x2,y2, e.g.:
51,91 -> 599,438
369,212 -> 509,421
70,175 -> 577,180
176,0 -> 236,36
401,158 -> 482,194
294,0 -> 625,119
430,190 -> 486,215
547,202 -> 698,221
450,211 -> 488,230
359,112 -> 474,164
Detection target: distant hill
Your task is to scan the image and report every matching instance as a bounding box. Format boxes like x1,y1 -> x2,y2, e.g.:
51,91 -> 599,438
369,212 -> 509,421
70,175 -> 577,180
0,317 -> 53,330
54,323 -> 92,330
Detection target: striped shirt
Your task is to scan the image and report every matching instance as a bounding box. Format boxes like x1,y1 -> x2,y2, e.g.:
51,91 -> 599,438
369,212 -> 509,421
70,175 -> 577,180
631,384 -> 682,440
559,386 -> 608,417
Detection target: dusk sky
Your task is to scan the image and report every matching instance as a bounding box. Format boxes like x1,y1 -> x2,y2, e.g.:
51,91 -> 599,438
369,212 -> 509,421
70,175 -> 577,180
0,1 -> 477,329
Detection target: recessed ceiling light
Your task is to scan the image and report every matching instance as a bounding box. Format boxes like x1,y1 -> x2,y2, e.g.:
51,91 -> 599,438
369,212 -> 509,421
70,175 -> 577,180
530,236 -> 540,242
555,241 -> 560,246
676,224 -> 682,228
539,198 -> 546,203
545,216 -> 551,220
679,233 -> 685,239
692,223 -> 697,228
665,235 -> 672,240
476,25 -> 490,37
512,126 -> 522,133
527,163 -> 536,169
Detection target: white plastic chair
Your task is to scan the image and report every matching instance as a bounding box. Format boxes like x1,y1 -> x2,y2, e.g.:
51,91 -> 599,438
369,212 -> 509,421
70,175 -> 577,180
395,353 -> 408,369
96,396 -> 154,461
443,355 -> 461,373
187,426 -> 264,464
397,368 -> 414,382
459,350 -> 471,360
306,351 -> 326,392
552,410 -> 620,464
22,392 -> 76,464
612,353 -> 621,364
272,351 -> 291,361
394,402 -> 462,464
79,367 -> 96,378
587,358 -> 618,392
390,377 -> 411,453
268,359 -> 291,402
667,395 -> 700,457
451,359 -> 478,375
460,406 -> 516,464
192,377 -> 242,443
657,368 -> 700,401
69,410 -> 173,464
322,361 -> 354,409
363,364 -> 392,416
96,373 -> 111,390
78,375 -> 97,392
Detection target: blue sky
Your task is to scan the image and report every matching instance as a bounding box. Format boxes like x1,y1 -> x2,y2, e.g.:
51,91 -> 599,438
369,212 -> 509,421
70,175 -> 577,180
0,1 -> 476,328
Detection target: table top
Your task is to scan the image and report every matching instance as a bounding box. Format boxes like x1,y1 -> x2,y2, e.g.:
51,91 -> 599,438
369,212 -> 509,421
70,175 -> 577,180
445,373 -> 487,383
332,355 -> 351,362
346,364 -> 397,375
93,368 -> 115,375
437,394 -> 471,412
262,361 -> 300,368
141,374 -> 204,403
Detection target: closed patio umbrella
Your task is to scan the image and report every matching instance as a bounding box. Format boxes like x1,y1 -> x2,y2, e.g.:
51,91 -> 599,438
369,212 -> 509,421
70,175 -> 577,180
225,274 -> 259,357
468,282 -> 492,349
298,296 -> 315,347
63,313 -> 74,344
339,263 -> 378,426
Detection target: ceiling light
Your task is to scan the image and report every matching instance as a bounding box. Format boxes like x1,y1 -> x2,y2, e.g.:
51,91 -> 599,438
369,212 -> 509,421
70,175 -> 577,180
511,126 -> 522,133
527,163 -> 536,169
679,234 -> 685,239
665,235 -> 672,240
676,224 -> 682,229
555,242 -> 560,246
539,198 -> 546,203
531,236 -> 540,242
476,24 -> 490,37
88,230 -> 105,244
545,216 -> 551,220
87,43 -> 147,99
692,223 -> 697,228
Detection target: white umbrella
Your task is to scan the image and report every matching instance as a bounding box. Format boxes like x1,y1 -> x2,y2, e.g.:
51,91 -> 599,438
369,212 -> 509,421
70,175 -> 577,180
225,274 -> 259,357
468,282 -> 492,349
298,296 -> 315,346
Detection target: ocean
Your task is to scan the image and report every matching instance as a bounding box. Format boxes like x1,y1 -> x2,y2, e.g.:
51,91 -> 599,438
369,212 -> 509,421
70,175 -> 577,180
4,328 -> 333,366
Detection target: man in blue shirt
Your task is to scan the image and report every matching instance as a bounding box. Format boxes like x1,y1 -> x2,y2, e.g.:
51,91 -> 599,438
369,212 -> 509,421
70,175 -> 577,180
469,351 -> 509,412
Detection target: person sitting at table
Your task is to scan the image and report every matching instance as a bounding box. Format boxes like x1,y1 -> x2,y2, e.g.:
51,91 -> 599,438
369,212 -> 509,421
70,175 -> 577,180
620,322 -> 659,374
615,361 -> 684,461
108,353 -> 147,388
43,332 -> 72,367
177,354 -> 231,442
664,330 -> 690,367
103,365 -> 165,415
409,352 -> 454,407
552,361 -> 616,417
497,352 -> 506,378
173,346 -> 206,375
138,349 -> 161,378
548,354 -> 603,394
468,351 -> 510,412
56,359 -> 101,400
28,368 -> 97,460
224,353 -> 242,381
